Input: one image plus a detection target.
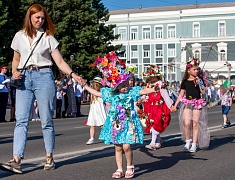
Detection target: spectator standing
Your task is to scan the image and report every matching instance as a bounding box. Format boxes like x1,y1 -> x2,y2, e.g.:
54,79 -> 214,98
0,64 -> 9,123
73,78 -> 84,117
55,81 -> 63,119
9,85 -> 16,122
66,77 -> 77,117
220,88 -> 232,128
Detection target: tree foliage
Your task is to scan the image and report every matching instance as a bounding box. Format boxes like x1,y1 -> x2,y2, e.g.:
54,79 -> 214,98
0,0 -> 121,80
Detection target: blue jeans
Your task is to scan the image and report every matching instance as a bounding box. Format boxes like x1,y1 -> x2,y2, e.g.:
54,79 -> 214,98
14,68 -> 56,158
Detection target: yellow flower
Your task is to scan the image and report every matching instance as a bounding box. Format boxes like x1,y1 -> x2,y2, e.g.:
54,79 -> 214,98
101,59 -> 108,66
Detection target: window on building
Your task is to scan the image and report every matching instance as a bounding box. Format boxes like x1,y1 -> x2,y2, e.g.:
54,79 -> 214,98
193,23 -> 200,37
143,50 -> 150,57
156,50 -> 163,57
218,22 -> 226,36
155,26 -> 163,39
143,45 -> 151,64
118,28 -> 127,40
143,27 -> 151,39
168,44 -> 175,57
118,46 -> 126,60
155,44 -> 163,57
131,28 -> 138,40
194,50 -> 200,59
168,25 -> 176,38
220,50 -> 226,61
131,45 -> 138,58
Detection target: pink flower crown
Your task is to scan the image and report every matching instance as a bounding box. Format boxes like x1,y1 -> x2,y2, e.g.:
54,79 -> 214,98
93,51 -> 133,89
187,57 -> 200,68
141,64 -> 162,77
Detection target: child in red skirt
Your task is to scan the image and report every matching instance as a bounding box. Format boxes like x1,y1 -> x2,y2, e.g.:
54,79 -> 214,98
142,65 -> 173,150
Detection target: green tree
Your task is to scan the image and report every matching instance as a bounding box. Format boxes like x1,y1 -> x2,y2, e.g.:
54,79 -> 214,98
0,0 -> 44,69
45,0 -> 121,80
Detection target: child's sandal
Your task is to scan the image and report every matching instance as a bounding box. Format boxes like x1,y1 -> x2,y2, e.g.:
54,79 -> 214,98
112,169 -> 124,179
125,165 -> 135,179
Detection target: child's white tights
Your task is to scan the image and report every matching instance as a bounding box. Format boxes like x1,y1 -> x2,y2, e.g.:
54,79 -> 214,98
150,128 -> 161,145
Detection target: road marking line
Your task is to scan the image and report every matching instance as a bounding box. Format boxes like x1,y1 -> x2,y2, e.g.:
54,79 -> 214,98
20,124 -> 234,165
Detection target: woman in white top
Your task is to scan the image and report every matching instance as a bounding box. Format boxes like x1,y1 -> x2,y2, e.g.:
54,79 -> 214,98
0,4 -> 81,174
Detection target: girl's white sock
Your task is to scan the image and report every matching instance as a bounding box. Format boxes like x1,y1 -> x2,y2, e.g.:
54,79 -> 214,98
150,128 -> 159,145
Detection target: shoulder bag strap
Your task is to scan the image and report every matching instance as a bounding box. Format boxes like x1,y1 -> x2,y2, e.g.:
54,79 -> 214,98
20,33 -> 44,73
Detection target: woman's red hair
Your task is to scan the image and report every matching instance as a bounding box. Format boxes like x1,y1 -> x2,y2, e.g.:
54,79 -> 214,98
22,4 -> 56,37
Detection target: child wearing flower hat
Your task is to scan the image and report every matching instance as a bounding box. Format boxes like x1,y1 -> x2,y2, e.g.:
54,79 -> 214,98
86,76 -> 107,145
141,65 -> 174,150
79,51 -> 158,179
171,58 -> 210,153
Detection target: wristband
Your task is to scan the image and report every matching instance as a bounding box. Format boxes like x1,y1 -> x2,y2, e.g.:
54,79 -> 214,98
69,71 -> 75,78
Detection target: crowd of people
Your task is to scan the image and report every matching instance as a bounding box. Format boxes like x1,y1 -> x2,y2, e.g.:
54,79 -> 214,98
0,3 -> 234,179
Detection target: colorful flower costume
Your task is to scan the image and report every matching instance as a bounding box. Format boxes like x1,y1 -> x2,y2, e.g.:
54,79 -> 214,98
144,91 -> 171,134
99,86 -> 144,145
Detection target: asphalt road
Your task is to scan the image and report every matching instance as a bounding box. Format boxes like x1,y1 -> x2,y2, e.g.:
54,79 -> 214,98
0,105 -> 235,180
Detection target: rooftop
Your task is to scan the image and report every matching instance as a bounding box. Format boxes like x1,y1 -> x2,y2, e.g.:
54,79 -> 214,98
109,2 -> 235,15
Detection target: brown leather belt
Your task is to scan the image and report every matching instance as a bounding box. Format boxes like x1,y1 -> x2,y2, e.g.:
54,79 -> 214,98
24,65 -> 50,70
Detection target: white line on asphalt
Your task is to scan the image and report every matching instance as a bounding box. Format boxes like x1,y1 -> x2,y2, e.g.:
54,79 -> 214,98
19,124 -> 234,165
0,131 -> 35,138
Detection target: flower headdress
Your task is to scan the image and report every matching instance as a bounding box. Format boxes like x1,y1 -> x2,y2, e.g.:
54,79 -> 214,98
141,64 -> 162,77
187,57 -> 200,68
94,51 -> 133,89
141,64 -> 166,89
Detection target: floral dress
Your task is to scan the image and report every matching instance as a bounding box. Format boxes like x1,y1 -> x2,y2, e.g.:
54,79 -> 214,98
99,86 -> 144,145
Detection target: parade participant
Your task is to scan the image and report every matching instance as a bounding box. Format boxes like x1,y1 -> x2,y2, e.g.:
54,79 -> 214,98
171,58 -> 210,153
142,65 -> 173,150
0,64 -> 9,123
0,4 -> 81,174
86,76 -> 107,145
79,51 -> 157,179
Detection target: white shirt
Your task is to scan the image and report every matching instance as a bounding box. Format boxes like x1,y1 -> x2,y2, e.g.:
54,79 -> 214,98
11,28 -> 59,69
207,87 -> 211,96
73,82 -> 84,97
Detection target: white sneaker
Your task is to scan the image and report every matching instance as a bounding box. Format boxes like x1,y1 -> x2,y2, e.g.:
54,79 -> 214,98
189,144 -> 197,153
155,143 -> 161,149
183,145 -> 190,152
183,139 -> 192,152
86,139 -> 94,145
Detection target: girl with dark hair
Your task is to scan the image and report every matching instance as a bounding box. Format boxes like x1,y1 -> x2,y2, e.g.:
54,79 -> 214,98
172,58 -> 210,153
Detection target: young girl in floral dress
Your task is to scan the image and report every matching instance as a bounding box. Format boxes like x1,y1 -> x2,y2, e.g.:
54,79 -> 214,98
79,52 -> 157,179
172,58 -> 210,152
142,65 -> 173,150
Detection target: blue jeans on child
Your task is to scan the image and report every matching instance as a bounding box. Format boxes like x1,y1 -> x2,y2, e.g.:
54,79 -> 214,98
14,68 -> 56,158
222,105 -> 230,115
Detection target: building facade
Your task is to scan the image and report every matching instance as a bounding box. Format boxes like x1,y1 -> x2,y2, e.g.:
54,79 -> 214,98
108,2 -> 235,84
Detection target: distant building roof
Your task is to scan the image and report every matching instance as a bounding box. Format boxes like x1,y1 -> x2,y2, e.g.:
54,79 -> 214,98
109,2 -> 235,15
